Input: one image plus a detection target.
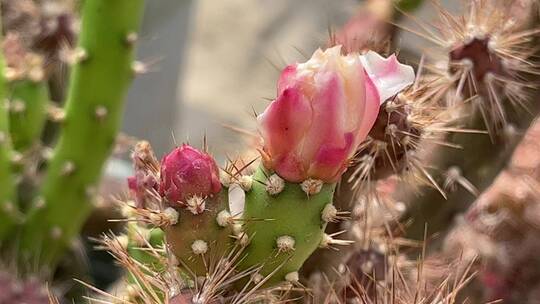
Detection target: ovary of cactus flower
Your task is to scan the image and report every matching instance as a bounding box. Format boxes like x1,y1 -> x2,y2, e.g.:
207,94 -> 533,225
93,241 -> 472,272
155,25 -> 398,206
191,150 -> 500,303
258,45 -> 414,182
159,144 -> 222,206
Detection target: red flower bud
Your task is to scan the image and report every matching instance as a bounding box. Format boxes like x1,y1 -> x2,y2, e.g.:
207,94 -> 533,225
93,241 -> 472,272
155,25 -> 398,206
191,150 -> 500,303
159,144 -> 222,206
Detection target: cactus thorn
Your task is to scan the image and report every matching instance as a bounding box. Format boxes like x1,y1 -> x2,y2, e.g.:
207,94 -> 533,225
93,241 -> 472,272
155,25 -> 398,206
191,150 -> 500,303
252,273 -> 264,284
47,105 -> 66,123
85,186 -> 98,198
186,196 -> 206,215
239,175 -> 253,192
276,235 -> 295,253
2,201 -> 14,214
50,227 -> 63,240
319,232 -> 355,249
301,178 -> 323,196
125,32 -> 139,45
220,170 -> 233,187
41,147 -> 54,160
9,99 -> 26,113
216,210 -> 232,227
10,152 -> 23,165
191,240 -> 208,255
284,271 -> 299,283
163,207 -> 179,225
94,105 -> 108,121
237,232 -> 250,246
4,68 -> 17,82
64,47 -> 89,65
28,67 -> 45,83
60,161 -> 76,176
34,197 -> 46,209
265,174 -> 284,195
321,204 -> 337,223
131,61 -> 147,75
115,234 -> 129,250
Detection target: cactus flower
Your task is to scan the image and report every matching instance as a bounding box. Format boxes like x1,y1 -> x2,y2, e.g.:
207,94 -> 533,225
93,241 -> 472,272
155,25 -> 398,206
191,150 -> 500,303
258,45 -> 414,182
159,144 -> 222,206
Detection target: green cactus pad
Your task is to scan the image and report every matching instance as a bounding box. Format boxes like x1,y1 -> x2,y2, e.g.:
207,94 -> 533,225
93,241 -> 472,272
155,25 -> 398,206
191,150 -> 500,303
165,191 -> 232,276
8,80 -> 49,152
240,166 -> 336,285
0,18 -> 18,239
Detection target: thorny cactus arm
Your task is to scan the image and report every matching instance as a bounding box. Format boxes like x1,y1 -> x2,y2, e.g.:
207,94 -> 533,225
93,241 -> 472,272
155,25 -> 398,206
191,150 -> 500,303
399,0 -> 540,241
20,0 -> 146,267
0,19 -> 18,239
8,80 -> 49,152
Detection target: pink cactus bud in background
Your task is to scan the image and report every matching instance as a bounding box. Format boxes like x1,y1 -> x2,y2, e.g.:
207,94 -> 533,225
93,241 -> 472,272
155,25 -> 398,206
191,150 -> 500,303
159,144 -> 222,206
258,45 -> 414,182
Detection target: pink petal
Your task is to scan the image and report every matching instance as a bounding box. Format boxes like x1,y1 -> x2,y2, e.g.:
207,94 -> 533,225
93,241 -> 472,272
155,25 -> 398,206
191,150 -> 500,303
300,71 -> 346,164
360,51 -> 415,103
258,86 -> 312,180
357,72 -> 381,141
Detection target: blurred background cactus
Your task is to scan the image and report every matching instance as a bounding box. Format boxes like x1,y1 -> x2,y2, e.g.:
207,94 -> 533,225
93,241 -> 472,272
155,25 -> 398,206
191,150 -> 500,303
1,0 -> 540,303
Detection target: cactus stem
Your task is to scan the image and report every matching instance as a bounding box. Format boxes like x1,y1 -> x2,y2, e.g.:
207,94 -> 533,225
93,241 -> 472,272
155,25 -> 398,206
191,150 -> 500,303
276,235 -> 296,253
0,16 -> 18,239
191,240 -> 208,255
216,210 -> 232,227
301,179 -> 323,196
265,174 -> 285,195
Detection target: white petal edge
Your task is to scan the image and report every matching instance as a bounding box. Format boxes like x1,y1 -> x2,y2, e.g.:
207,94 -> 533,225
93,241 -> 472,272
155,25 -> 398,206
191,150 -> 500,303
360,51 -> 415,104
228,183 -> 245,219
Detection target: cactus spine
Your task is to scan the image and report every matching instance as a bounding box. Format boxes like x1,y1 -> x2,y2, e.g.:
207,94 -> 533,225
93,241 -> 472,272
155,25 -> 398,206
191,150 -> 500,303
240,166 -> 336,285
20,0 -> 146,266
0,17 -> 18,239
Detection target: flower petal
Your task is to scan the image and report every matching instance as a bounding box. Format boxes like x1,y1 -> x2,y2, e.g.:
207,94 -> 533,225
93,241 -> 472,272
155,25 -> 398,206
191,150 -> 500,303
360,51 -> 415,103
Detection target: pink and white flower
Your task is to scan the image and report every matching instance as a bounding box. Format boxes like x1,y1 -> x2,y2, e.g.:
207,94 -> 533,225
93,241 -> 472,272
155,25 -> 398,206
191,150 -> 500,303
258,45 -> 414,182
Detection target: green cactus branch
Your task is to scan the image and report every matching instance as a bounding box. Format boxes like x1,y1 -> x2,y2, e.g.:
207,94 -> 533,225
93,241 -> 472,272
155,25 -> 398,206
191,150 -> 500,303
19,0 -> 145,268
0,19 -> 18,240
240,166 -> 336,286
8,80 -> 49,152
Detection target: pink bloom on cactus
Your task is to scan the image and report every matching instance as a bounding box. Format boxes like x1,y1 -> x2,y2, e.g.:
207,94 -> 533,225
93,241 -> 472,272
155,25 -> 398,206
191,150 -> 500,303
258,45 -> 414,182
159,144 -> 222,205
